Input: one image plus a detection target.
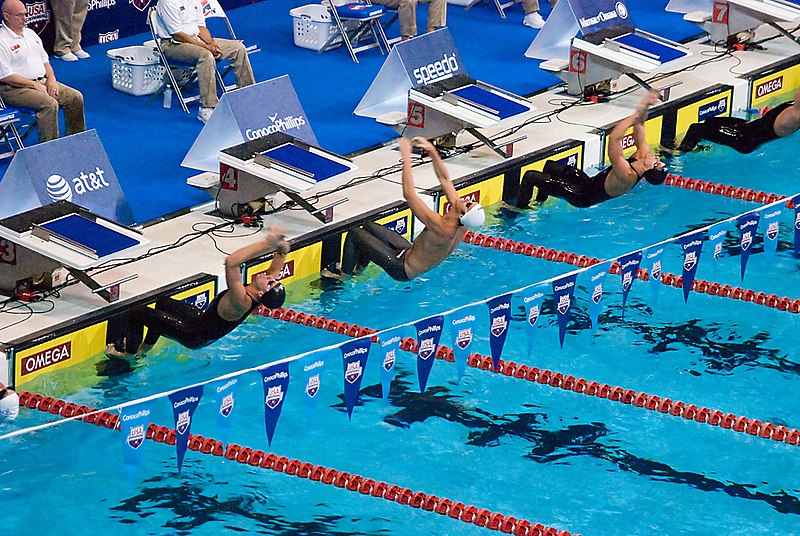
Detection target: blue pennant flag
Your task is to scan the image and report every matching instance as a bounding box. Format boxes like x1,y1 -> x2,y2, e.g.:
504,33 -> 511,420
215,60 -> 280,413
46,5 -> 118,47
793,194 -> 800,257
618,251 -> 643,314
448,304 -> 480,381
761,207 -> 782,261
737,212 -> 760,281
415,315 -> 444,392
210,377 -> 238,450
259,362 -> 289,446
486,293 -> 513,371
300,350 -> 328,428
679,231 -> 704,303
379,326 -> 405,399
520,283 -> 547,356
168,385 -> 203,474
707,221 -> 731,270
585,261 -> 610,333
120,401 -> 151,483
552,274 -> 577,348
340,337 -> 371,419
643,246 -> 664,300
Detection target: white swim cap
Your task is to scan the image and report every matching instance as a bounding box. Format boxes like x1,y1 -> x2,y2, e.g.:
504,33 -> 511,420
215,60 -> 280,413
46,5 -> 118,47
460,203 -> 485,229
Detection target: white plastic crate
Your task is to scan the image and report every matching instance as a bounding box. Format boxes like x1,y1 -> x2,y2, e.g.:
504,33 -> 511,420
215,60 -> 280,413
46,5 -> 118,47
106,45 -> 166,96
290,4 -> 341,51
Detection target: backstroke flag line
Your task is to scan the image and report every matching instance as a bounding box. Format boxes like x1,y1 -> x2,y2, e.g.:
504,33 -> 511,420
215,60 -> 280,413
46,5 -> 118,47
415,315 -> 444,392
680,231 -> 704,302
737,211 -> 760,281
120,400 -> 151,483
341,337 -> 371,418
448,305 -> 480,381
259,362 -> 290,446
521,283 -> 547,355
585,261 -> 610,332
168,385 -> 203,474
552,274 -> 577,347
618,251 -> 643,314
379,326 -> 405,399
487,293 -> 513,370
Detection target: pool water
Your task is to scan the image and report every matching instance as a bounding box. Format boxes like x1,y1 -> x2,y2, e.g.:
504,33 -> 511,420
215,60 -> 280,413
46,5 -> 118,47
2,137 -> 800,535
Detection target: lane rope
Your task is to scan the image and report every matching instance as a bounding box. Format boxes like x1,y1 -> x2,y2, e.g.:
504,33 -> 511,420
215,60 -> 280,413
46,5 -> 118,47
16,392 -> 578,536
663,173 -> 794,207
253,306 -> 800,447
461,231 -> 800,314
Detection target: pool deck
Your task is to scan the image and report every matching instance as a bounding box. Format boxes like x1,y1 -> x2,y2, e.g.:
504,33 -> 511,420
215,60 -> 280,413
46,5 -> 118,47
2,26 -> 800,382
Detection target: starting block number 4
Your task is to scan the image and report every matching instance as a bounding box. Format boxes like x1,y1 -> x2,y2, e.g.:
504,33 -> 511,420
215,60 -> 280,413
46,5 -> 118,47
220,163 -> 239,191
569,50 -> 587,74
713,1 -> 728,24
407,102 -> 425,128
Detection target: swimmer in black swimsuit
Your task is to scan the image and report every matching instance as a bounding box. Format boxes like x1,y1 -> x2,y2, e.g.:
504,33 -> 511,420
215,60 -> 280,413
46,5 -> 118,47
517,89 -> 666,208
678,89 -> 800,153
324,137 -> 485,282
107,228 -> 290,357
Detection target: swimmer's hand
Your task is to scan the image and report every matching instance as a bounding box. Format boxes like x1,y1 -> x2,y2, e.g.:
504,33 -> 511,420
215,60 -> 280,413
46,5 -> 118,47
411,136 -> 437,156
276,239 -> 290,256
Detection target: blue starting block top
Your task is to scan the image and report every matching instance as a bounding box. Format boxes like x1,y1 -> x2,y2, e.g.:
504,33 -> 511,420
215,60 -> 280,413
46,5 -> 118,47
450,85 -> 530,120
612,33 -> 687,64
262,143 -> 351,183
335,3 -> 384,18
38,213 -> 141,258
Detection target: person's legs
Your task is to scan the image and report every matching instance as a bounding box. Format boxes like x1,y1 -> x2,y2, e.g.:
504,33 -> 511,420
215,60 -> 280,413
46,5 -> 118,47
422,0 -> 446,32
521,0 -> 540,15
341,227 -> 372,275
396,0 -> 419,37
53,82 -> 85,136
70,0 -> 89,54
517,170 -> 552,207
0,85 -> 60,142
50,0 -> 76,56
341,223 -> 411,281
214,38 -> 255,88
160,40 -> 219,108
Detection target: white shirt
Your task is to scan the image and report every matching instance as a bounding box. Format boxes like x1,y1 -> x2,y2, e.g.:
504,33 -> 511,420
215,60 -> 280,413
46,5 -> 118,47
155,0 -> 207,39
0,22 -> 48,81
0,391 -> 19,421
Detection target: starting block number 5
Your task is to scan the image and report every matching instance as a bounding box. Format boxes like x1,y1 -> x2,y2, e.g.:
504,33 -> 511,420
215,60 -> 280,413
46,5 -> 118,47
713,1 -> 728,23
569,50 -> 587,74
407,102 -> 425,128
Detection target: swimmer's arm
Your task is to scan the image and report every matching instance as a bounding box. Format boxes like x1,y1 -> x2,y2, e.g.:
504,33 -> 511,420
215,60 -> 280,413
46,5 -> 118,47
607,115 -> 640,183
223,230 -> 287,298
400,137 -> 446,232
412,136 -> 462,210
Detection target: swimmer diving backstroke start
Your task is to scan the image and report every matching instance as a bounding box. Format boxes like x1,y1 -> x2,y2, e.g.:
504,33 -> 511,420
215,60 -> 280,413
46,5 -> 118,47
517,89 -> 667,208
323,136 -> 485,282
107,228 -> 290,358
678,88 -> 800,154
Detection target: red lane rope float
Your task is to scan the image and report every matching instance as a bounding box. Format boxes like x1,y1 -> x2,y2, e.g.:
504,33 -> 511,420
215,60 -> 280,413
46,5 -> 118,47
663,173 -> 793,207
255,307 -> 800,447
17,392 -> 578,536
459,232 -> 800,314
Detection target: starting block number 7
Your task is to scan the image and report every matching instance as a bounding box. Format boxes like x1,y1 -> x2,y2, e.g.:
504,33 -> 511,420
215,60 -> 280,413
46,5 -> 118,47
713,1 -> 729,23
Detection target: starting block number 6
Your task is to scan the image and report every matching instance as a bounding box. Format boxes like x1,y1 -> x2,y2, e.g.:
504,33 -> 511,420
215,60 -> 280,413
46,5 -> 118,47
569,50 -> 587,74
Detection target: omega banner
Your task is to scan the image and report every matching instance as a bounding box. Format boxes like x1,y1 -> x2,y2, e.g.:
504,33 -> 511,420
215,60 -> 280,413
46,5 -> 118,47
24,0 -> 259,52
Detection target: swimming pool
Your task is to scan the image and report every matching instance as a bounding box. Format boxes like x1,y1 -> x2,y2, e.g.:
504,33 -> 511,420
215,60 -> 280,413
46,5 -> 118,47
2,135 -> 800,535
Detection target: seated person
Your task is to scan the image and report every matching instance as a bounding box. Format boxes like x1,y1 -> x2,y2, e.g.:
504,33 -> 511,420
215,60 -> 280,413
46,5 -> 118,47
521,0 -> 558,29
371,0 -> 446,40
325,136 -> 484,282
0,0 -> 85,143
108,229 -> 289,357
0,381 -> 19,422
518,90 -> 665,208
155,0 -> 255,123
678,89 -> 800,154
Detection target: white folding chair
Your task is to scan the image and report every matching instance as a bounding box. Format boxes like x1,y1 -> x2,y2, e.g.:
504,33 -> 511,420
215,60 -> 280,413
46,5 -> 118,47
321,0 -> 391,63
0,95 -> 32,158
147,6 -> 227,113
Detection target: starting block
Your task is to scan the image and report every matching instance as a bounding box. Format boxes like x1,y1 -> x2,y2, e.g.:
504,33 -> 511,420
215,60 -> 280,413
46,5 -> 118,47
217,133 -> 352,224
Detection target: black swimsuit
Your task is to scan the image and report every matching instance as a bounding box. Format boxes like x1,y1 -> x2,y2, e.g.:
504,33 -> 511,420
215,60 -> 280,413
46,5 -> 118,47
678,102 -> 791,154
124,290 -> 257,352
341,221 -> 412,281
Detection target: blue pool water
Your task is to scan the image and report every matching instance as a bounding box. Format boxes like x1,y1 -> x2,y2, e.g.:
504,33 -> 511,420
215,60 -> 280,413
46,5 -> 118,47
2,136 -> 800,535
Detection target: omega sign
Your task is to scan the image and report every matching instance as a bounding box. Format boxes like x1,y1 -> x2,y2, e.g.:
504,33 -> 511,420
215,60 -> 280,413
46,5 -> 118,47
755,76 -> 783,98
21,341 -> 71,376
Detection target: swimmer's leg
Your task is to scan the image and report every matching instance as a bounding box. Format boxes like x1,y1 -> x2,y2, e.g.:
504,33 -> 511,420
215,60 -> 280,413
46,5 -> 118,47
517,170 -> 552,207
344,224 -> 409,281
678,117 -> 746,152
362,221 -> 411,252
341,227 -> 371,276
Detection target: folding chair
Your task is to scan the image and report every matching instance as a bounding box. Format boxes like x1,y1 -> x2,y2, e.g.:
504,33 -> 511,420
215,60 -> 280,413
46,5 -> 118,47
200,0 -> 261,89
0,95 -> 33,159
321,0 -> 391,63
147,6 -> 227,114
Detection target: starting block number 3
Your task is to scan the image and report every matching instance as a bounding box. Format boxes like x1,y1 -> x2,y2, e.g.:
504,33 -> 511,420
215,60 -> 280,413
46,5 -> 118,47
0,238 -> 16,266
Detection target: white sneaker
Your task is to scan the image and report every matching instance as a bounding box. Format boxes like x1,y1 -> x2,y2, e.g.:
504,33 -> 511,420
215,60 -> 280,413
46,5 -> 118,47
56,52 -> 78,62
523,11 -> 546,29
73,50 -> 90,59
197,107 -> 214,124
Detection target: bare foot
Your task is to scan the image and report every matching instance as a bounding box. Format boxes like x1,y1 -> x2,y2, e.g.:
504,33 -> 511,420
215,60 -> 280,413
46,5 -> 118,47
105,343 -> 132,359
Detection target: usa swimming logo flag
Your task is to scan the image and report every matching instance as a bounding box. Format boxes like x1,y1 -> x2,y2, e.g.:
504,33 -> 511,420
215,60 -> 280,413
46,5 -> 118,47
793,194 -> 800,257
761,207 -> 781,261
300,350 -> 328,427
707,220 -> 731,270
120,401 -> 151,483
448,304 -> 480,381
552,274 -> 577,347
259,362 -> 289,445
585,261 -> 610,332
415,315 -> 444,392
618,251 -> 643,314
520,283 -> 546,356
486,293 -> 513,371
643,246 -> 664,300
679,231 -> 704,302
210,377 -> 237,450
379,326 -> 405,399
168,385 -> 203,473
737,212 -> 760,280
341,337 -> 371,418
